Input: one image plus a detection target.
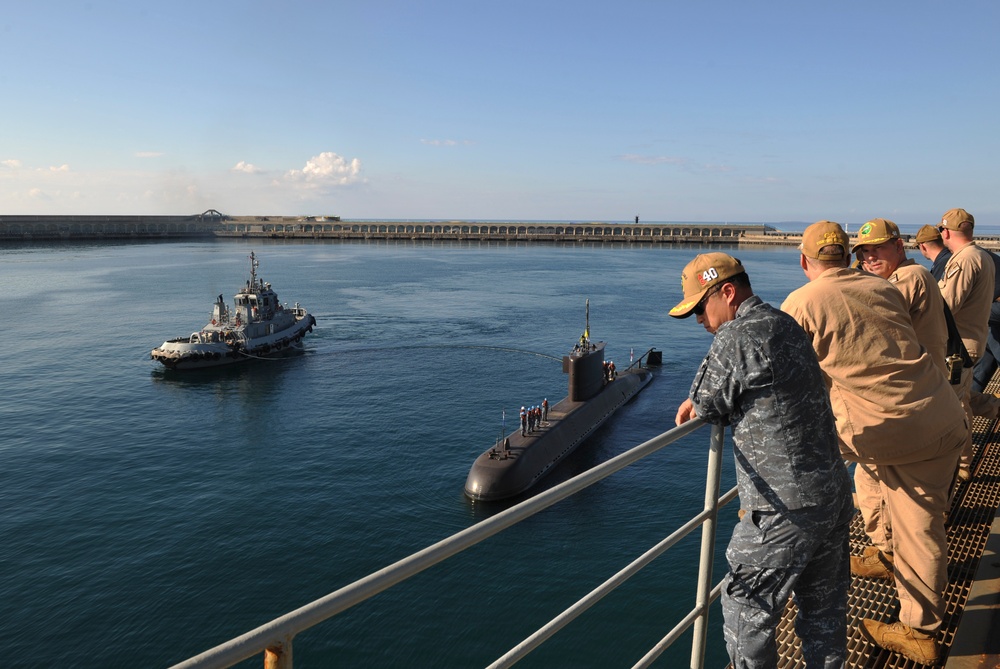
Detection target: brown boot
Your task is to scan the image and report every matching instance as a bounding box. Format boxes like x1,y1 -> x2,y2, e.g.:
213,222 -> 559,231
850,545 -> 893,580
860,619 -> 939,664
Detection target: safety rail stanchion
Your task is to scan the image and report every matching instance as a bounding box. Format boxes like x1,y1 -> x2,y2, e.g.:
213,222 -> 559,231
263,639 -> 290,669
690,423 -> 724,669
630,424 -> 732,669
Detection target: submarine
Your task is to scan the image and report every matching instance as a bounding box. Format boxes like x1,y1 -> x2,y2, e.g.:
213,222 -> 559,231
465,306 -> 657,502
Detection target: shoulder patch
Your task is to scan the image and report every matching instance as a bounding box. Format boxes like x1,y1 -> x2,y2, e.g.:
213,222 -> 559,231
945,265 -> 961,280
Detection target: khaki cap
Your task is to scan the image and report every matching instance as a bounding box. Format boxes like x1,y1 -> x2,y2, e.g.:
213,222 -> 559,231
801,221 -> 849,260
941,208 -> 974,231
668,252 -> 745,319
851,218 -> 900,253
914,224 -> 942,244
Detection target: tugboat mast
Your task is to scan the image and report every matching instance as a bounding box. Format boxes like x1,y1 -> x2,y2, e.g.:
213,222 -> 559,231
248,251 -> 259,290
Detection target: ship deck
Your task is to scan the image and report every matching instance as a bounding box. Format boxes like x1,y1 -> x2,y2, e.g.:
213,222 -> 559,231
773,391 -> 1000,668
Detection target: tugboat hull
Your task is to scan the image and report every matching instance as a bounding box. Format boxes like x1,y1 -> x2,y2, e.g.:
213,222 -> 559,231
151,314 -> 315,370
150,252 -> 317,371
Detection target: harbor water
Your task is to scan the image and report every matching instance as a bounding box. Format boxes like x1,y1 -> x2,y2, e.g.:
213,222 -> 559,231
2,239 -> 835,667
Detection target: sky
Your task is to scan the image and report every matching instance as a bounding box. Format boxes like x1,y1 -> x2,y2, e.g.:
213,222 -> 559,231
2,1 -> 999,230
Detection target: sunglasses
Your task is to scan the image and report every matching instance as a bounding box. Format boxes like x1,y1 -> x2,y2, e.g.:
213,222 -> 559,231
693,284 -> 723,316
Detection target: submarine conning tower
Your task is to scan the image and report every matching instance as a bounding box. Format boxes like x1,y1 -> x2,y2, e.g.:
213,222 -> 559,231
563,341 -> 606,402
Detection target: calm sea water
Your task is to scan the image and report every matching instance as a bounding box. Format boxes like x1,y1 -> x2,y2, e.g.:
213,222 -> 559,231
1,239 -> 826,667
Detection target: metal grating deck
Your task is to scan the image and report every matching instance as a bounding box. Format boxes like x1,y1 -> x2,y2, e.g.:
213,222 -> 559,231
770,410 -> 1000,668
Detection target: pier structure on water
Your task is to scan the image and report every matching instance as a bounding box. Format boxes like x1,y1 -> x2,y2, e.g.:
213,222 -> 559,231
1,212 -> 775,244
6,212 -> 1000,251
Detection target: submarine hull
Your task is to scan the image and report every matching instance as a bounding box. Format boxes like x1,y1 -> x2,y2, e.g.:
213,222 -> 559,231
464,367 -> 653,501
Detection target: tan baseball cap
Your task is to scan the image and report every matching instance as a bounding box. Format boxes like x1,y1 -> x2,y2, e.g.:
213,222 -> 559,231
668,252 -> 746,319
940,208 -> 974,231
914,224 -> 942,244
801,221 -> 849,260
851,218 -> 900,252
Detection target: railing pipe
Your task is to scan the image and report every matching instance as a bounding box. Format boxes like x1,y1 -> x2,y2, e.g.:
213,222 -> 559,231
487,428 -> 735,667
169,419 -> 708,669
690,422 -> 725,668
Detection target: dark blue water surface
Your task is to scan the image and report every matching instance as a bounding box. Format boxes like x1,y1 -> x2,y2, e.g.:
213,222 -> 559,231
1,240 -> 811,667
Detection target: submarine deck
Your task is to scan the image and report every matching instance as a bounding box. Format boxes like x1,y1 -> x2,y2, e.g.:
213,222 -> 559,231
466,367 -> 652,501
770,384 -> 1000,668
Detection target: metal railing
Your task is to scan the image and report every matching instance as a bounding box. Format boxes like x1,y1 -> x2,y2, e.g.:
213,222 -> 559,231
169,419 -> 736,669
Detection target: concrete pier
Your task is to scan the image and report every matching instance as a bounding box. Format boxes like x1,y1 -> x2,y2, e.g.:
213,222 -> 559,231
0,212 -> 774,244
214,217 -> 772,245
0,211 -> 226,240
5,212 -> 1000,249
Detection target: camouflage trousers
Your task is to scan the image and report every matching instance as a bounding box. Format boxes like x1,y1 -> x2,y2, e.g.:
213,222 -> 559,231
723,494 -> 853,668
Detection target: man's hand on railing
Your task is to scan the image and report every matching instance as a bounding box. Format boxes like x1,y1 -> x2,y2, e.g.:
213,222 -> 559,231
675,398 -> 698,426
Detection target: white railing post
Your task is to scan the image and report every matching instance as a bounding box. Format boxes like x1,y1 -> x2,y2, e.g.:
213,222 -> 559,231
690,424 -> 725,669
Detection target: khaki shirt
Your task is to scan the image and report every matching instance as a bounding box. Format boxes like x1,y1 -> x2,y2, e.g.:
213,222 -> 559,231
938,241 -> 994,359
888,259 -> 948,375
781,267 -> 966,464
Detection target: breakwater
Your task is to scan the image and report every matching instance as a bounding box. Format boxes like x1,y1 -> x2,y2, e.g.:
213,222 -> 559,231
1,212 -> 776,245
215,217 -> 773,244
0,212 -> 224,240
6,212 -> 1000,249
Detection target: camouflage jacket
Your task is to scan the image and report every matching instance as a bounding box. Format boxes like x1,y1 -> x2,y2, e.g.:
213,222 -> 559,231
689,295 -> 849,511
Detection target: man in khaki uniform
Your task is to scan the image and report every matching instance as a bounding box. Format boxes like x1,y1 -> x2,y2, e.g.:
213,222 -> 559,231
855,218 -> 948,372
851,218 -> 951,582
915,224 -> 951,280
781,221 -> 967,664
936,208 -> 995,481
914,220 -> 1000,421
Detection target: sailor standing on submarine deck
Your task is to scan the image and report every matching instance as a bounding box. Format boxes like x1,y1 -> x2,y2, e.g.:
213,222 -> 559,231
671,252 -> 853,668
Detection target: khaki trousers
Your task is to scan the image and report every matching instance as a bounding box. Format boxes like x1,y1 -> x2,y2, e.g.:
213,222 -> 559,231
854,422 -> 965,632
855,463 -> 890,553
969,390 -> 1000,419
957,366 -> 975,469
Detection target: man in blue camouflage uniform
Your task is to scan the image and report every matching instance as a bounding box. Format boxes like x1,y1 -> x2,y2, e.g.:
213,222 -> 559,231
671,252 -> 853,668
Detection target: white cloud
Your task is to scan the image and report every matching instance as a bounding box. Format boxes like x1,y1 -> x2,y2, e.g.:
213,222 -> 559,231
0,150 -> 367,214
284,152 -> 362,188
232,161 -> 262,174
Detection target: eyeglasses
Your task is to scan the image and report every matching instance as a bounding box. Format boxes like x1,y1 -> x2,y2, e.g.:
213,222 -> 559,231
855,240 -> 899,259
693,284 -> 722,316
937,225 -> 947,233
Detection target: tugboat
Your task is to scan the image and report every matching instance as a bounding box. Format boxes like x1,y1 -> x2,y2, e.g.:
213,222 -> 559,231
464,301 -> 656,501
150,252 -> 317,370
